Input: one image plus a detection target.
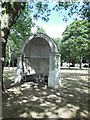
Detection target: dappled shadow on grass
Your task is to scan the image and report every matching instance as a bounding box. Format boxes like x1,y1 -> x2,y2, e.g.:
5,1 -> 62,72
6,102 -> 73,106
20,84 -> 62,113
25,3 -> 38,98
3,68 -> 16,89
61,71 -> 89,118
2,70 -> 89,119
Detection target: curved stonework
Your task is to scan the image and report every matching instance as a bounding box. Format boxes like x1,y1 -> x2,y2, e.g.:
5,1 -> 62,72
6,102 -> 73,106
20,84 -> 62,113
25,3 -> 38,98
21,33 -> 58,53
14,33 -> 61,88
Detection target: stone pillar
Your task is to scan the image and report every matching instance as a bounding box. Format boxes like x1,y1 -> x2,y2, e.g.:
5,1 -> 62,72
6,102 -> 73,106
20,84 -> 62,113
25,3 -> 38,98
49,53 -> 55,71
14,55 -> 23,83
48,53 -> 61,88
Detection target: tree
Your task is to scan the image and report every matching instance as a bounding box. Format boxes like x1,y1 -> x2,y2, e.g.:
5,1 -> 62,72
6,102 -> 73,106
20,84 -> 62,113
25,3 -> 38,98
29,2 -> 90,22
53,38 -> 61,51
1,2 -> 26,58
1,2 -> 26,91
61,20 -> 89,69
6,8 -> 34,67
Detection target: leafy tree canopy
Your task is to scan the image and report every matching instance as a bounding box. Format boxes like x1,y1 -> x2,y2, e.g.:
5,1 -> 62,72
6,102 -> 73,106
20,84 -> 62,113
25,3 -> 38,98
28,1 -> 90,22
1,1 -> 90,31
6,7 -> 34,62
61,20 -> 89,68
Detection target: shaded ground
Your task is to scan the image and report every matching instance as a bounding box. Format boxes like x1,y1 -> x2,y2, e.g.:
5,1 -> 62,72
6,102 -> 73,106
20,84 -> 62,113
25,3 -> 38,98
2,67 -> 89,119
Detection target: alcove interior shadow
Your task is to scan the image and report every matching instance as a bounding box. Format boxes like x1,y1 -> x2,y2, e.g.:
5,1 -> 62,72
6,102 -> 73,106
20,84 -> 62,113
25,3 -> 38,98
22,37 -> 51,83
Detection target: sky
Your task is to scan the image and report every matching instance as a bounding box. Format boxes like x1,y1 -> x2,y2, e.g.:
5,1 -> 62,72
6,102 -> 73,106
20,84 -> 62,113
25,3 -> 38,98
30,2 -> 77,38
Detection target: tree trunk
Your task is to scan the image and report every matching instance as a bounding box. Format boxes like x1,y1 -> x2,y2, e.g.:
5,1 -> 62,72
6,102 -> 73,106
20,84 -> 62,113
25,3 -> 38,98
79,62 -> 82,69
1,28 -> 10,92
79,56 -> 82,69
0,38 -> 2,91
1,2 -> 26,91
88,57 -> 90,68
0,41 -> 5,92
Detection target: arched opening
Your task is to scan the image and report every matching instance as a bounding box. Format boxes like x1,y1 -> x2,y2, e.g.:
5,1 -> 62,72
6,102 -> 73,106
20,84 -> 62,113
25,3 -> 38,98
23,37 -> 51,77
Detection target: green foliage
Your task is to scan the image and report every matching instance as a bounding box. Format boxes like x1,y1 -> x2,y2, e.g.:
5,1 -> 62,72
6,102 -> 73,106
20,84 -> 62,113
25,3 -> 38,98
36,27 -> 46,33
61,20 -> 90,65
29,1 -> 51,22
1,2 -> 26,28
6,8 -> 34,61
53,38 -> 61,52
28,2 -> 90,22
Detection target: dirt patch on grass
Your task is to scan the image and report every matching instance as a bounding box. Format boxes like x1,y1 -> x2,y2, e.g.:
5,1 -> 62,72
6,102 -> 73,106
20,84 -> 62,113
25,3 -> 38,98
2,68 -> 89,119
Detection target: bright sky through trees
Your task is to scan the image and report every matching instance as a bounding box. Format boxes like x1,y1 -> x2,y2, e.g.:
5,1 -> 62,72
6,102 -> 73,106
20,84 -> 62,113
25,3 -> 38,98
30,2 -> 77,38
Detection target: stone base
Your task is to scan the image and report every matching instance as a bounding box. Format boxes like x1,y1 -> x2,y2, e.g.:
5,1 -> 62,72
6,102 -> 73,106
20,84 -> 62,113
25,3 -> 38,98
48,70 -> 61,88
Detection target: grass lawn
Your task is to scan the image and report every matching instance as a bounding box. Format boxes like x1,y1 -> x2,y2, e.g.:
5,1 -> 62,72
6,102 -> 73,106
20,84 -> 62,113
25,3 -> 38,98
2,67 -> 89,119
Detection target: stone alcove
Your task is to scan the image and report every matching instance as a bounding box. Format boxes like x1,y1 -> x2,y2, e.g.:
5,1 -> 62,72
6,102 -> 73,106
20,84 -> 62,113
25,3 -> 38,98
14,33 -> 61,88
